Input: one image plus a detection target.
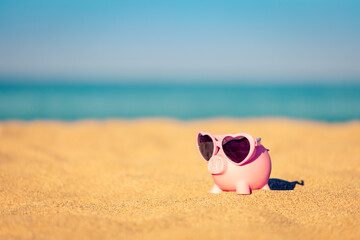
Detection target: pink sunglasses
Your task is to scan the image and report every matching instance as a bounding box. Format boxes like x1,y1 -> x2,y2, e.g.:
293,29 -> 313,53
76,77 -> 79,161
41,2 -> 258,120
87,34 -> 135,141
197,131 -> 261,165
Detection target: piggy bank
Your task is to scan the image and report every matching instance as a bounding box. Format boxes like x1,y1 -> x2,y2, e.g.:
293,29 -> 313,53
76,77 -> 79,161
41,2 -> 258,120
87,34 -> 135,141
197,131 -> 271,195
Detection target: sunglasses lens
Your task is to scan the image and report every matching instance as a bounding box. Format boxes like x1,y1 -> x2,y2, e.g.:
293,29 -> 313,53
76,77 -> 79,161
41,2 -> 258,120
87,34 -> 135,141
198,134 -> 214,161
223,137 -> 250,164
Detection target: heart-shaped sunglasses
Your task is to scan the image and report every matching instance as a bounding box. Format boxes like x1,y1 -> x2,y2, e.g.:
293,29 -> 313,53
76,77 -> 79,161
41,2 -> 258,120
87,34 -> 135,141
197,131 -> 261,165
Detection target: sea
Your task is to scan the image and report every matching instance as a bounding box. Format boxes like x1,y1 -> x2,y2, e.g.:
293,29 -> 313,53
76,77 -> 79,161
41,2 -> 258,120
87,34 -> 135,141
0,82 -> 359,122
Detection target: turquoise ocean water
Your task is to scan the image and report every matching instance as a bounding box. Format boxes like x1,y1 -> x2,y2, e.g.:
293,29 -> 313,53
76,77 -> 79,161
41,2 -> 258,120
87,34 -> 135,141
0,82 -> 359,122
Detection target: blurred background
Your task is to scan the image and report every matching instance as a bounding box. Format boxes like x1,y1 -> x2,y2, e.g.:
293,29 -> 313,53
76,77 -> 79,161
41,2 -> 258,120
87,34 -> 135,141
0,0 -> 359,121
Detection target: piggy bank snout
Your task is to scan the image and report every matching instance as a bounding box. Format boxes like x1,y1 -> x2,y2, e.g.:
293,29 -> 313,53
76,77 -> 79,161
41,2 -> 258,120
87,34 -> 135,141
208,156 -> 227,175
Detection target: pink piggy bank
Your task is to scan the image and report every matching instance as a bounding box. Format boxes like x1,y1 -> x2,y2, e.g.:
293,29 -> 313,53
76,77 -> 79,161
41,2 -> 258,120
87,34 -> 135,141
197,131 -> 271,195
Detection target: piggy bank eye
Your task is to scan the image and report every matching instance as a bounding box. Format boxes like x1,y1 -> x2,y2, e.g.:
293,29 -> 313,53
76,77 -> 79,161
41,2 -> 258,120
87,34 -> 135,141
222,137 -> 250,164
197,134 -> 214,161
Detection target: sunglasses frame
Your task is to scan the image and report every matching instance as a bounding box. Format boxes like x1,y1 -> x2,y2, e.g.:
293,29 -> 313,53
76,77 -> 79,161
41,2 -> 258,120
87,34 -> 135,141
197,130 -> 258,166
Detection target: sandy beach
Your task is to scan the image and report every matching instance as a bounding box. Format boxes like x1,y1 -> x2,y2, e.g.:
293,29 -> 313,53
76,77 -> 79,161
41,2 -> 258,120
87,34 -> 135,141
0,118 -> 359,239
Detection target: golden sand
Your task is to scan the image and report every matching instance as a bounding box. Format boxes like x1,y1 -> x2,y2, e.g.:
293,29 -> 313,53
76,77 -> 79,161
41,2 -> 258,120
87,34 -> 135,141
0,118 -> 359,239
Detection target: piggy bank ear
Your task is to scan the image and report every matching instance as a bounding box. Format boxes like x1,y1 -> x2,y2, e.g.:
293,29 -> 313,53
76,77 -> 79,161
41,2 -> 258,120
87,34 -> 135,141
255,137 -> 262,146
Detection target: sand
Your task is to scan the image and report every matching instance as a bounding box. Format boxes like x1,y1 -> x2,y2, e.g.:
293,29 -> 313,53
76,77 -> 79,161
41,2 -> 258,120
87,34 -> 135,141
0,118 -> 359,240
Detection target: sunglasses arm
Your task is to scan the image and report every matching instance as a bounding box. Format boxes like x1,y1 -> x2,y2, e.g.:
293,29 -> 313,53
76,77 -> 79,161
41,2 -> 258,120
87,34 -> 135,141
255,137 -> 262,146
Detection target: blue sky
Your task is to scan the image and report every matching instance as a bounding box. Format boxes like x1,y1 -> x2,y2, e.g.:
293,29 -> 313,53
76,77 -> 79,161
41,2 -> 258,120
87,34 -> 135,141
0,0 -> 359,82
